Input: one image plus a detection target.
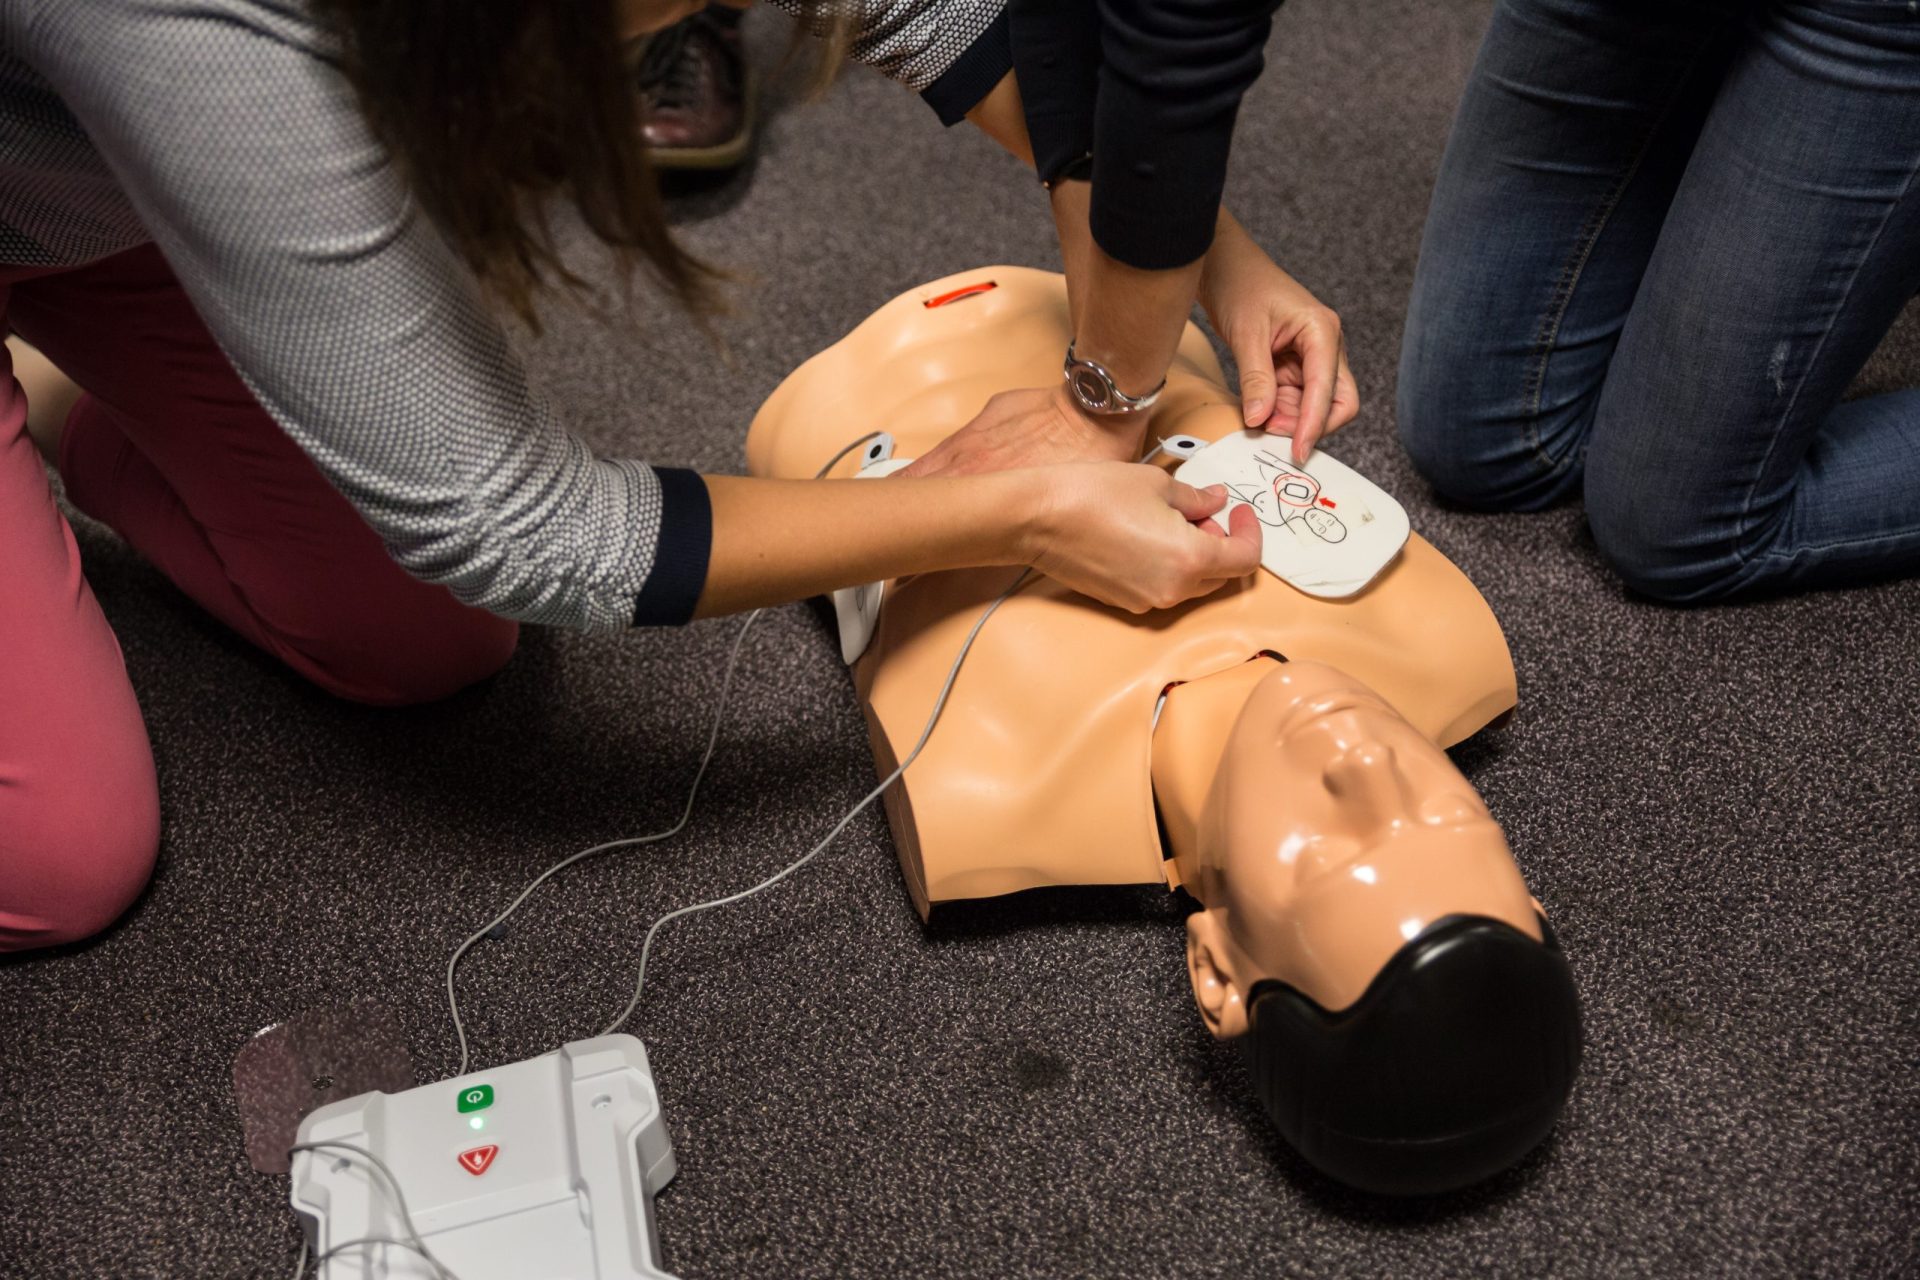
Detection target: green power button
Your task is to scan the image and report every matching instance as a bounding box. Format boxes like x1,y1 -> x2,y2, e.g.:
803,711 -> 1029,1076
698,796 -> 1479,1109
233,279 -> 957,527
456,1084 -> 494,1114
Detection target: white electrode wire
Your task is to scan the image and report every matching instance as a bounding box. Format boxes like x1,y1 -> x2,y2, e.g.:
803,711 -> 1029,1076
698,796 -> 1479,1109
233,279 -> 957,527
600,566 -> 1032,1037
444,607 -> 763,1078
443,431 -> 882,1077
287,1140 -> 456,1280
317,1237 -> 451,1273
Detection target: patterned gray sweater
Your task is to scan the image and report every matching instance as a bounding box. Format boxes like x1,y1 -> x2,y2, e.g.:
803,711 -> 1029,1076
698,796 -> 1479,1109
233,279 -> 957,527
0,0 -> 1009,629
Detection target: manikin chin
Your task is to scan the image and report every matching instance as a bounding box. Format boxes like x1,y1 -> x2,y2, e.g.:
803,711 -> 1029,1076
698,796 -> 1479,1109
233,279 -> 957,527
746,268 -> 1581,1196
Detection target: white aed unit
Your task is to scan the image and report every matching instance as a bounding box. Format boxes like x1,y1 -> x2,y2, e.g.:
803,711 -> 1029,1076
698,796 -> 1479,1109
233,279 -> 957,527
290,1035 -> 677,1280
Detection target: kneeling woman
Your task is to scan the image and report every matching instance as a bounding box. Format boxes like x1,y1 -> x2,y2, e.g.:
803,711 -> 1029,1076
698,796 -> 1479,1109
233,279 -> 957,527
0,0 -> 1333,949
1399,0 -> 1920,602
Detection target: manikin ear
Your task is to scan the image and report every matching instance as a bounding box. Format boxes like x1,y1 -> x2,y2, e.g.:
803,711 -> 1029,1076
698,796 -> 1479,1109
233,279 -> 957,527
1185,911 -> 1251,1040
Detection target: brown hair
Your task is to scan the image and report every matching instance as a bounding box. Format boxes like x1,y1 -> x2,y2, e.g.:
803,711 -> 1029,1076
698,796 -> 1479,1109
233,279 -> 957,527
315,2 -> 841,327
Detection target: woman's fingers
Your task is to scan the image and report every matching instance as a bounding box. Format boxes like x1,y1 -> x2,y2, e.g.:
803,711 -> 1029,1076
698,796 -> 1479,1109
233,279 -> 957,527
1289,312 -> 1343,463
1031,465 -> 1263,613
1203,501 -> 1263,578
1230,323 -> 1281,428
1329,340 -> 1361,433
1168,480 -> 1230,523
1257,312 -> 1354,458
1167,482 -> 1260,578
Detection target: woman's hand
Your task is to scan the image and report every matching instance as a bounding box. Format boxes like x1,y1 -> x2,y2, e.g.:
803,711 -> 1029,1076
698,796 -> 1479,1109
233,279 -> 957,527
694,464 -> 1258,618
1023,463 -> 1263,613
1200,212 -> 1359,464
901,383 -> 1145,479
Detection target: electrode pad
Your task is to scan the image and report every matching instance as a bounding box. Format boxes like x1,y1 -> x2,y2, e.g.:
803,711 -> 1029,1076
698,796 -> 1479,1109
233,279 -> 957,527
830,454 -> 912,664
234,1002 -> 416,1175
1173,430 -> 1410,597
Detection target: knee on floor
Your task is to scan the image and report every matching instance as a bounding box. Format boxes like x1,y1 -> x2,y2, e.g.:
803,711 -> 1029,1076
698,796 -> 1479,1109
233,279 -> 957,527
1583,474 -> 1751,606
285,608 -> 521,707
1399,408 -> 1500,509
1396,376 -> 1581,514
1,777 -> 160,951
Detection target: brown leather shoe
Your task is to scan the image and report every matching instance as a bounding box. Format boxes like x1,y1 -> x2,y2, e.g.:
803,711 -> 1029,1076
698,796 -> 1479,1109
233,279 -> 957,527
635,8 -> 754,171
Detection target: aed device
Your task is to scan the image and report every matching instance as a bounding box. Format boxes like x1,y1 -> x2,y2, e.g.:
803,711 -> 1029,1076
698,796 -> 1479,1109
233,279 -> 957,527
290,1036 -> 677,1279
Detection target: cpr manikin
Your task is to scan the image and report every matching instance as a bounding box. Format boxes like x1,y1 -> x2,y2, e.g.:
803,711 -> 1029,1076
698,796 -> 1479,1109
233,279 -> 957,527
745,269 -> 1581,1195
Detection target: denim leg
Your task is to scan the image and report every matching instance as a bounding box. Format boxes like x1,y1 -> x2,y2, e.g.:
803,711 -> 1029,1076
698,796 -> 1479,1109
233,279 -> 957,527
1584,2 -> 1920,602
1398,0 -> 1738,510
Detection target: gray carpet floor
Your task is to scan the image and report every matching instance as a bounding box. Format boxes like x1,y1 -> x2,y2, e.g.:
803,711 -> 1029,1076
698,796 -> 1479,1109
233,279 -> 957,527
4,1 -> 1918,1276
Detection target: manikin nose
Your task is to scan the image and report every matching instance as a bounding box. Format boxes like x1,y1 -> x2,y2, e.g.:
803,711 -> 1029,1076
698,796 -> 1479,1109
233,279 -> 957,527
1322,741 -> 1412,830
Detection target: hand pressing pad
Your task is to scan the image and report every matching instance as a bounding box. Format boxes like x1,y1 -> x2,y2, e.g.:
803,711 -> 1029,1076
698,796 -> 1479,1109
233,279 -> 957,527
830,455 -> 912,664
1173,430 -> 1409,598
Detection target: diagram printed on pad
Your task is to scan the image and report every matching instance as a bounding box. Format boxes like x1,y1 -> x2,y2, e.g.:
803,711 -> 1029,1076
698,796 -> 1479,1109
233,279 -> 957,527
1172,430 -> 1410,598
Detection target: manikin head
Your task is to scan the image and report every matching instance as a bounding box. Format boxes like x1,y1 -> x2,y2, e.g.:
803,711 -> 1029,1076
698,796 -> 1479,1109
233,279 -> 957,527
1183,662 -> 1580,1194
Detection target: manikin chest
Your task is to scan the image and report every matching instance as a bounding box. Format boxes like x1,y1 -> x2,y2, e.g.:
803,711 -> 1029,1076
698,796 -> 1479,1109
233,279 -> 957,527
853,535 -> 1516,917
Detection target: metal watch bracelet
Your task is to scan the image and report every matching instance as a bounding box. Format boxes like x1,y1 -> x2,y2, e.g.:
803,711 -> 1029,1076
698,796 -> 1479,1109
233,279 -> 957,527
1064,342 -> 1165,417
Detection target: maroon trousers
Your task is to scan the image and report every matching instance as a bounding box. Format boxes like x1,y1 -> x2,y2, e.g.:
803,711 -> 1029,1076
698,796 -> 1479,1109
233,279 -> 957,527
1,245 -> 517,951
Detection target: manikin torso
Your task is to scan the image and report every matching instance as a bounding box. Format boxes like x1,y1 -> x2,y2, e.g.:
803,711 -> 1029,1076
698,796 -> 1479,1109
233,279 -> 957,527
746,268 -> 1536,1011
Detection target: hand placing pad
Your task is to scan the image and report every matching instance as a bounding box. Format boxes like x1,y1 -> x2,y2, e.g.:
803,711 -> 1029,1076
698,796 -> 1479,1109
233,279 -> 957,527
1174,431 -> 1409,598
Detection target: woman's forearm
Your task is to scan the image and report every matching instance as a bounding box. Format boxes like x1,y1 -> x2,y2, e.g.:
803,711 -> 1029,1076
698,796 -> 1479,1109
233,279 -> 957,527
1197,207 -> 1265,316
1045,181 -> 1206,398
692,471 -> 1042,617
966,71 -> 1207,397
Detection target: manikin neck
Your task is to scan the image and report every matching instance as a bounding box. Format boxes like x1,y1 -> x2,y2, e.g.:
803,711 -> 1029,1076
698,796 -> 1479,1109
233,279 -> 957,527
1149,655 -> 1284,890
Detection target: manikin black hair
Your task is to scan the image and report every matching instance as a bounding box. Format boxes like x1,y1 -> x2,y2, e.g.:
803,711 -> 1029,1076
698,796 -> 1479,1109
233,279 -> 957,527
1243,914 -> 1582,1195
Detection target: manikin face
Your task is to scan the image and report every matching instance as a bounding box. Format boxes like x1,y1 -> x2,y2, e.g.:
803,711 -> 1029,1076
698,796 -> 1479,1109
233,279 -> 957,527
1184,662 -> 1539,1036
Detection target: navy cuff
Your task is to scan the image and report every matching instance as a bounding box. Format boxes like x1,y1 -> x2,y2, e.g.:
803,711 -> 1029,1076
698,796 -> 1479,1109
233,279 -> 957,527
1089,142 -> 1224,270
632,467 -> 712,627
921,10 -> 1013,126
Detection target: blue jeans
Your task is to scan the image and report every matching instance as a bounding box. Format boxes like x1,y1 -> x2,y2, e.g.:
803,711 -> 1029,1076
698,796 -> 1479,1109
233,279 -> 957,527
1398,0 -> 1920,602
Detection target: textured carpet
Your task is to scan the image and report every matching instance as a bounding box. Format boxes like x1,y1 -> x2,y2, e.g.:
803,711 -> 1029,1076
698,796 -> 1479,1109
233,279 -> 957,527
4,2 -> 1918,1277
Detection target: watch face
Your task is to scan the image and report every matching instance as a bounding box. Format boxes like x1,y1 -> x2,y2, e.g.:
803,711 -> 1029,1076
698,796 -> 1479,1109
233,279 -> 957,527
1071,367 -> 1111,411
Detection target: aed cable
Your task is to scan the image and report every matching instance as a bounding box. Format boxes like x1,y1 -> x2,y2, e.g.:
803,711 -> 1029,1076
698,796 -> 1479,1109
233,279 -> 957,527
287,1140 -> 452,1280
602,563 -> 1028,1035
444,432 -> 882,1076
450,561 -> 1028,1050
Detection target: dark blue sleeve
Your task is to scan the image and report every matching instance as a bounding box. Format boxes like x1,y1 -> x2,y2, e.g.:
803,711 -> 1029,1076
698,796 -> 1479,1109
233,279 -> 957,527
1092,0 -> 1282,268
1010,0 -> 1101,183
631,468 -> 713,626
921,8 -> 1014,125
1013,0 -> 1283,270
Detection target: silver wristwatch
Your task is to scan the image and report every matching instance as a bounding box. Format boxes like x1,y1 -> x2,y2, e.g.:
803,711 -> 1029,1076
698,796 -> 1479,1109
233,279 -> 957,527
1063,343 -> 1165,416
